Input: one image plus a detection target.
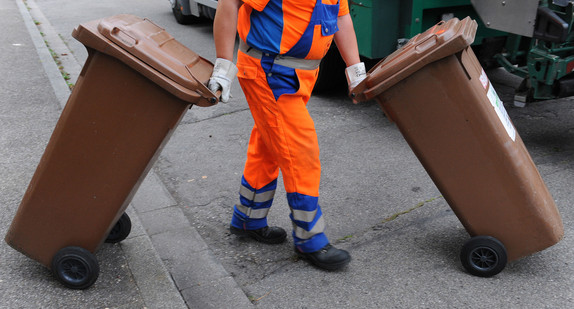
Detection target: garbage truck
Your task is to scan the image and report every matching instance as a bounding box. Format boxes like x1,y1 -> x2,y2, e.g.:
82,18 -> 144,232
471,0 -> 574,104
170,0 -> 574,104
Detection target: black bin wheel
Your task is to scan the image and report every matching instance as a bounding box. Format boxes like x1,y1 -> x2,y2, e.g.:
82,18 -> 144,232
51,246 -> 99,289
460,236 -> 507,277
105,213 -> 132,244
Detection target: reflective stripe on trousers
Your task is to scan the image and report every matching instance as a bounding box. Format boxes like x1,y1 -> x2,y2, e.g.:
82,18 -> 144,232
232,177 -> 277,229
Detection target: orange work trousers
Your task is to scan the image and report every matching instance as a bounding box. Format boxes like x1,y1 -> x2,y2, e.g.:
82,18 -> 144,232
231,50 -> 329,253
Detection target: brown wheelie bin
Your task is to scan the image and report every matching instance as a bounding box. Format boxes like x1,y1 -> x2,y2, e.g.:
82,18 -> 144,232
351,17 -> 563,277
5,14 -> 218,289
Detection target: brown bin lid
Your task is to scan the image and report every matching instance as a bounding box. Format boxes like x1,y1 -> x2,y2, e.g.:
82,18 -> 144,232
351,17 -> 477,102
72,14 -> 217,107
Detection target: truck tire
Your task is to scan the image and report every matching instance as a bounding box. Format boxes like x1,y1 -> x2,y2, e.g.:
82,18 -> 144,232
314,44 -> 347,93
172,0 -> 201,25
200,5 -> 217,20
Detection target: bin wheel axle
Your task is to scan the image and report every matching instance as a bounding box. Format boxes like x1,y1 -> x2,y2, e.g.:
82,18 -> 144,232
460,236 -> 507,277
51,246 -> 99,289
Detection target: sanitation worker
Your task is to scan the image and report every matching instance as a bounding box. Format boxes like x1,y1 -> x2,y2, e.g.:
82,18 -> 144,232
208,0 -> 366,270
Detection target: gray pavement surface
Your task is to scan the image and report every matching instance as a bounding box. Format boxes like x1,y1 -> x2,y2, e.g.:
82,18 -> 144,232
1,0 -> 573,308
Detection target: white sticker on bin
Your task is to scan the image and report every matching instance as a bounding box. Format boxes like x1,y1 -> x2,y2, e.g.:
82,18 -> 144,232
481,69 -> 516,141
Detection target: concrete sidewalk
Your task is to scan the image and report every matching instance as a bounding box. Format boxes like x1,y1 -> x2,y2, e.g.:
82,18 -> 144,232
0,0 -> 251,308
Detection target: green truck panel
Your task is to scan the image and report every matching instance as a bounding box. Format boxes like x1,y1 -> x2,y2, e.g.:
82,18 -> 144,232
350,0 -> 505,59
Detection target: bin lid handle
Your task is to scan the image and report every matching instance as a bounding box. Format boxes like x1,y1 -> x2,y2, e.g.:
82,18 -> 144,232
110,26 -> 138,47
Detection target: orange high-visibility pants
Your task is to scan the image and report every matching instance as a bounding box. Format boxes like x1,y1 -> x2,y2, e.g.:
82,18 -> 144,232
230,50 -> 329,252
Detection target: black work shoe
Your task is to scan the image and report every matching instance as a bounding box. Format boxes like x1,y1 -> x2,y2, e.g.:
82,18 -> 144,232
230,226 -> 287,244
295,244 -> 351,270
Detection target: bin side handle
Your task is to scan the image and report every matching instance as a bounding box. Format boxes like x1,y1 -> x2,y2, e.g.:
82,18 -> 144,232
350,77 -> 369,102
351,35 -> 439,102
184,65 -> 220,107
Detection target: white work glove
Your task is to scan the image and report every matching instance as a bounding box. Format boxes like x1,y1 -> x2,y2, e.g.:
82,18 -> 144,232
208,58 -> 238,103
345,62 -> 367,90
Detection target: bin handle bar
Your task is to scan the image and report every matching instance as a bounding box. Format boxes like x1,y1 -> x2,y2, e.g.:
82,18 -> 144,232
184,65 -> 219,104
142,18 -> 164,31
